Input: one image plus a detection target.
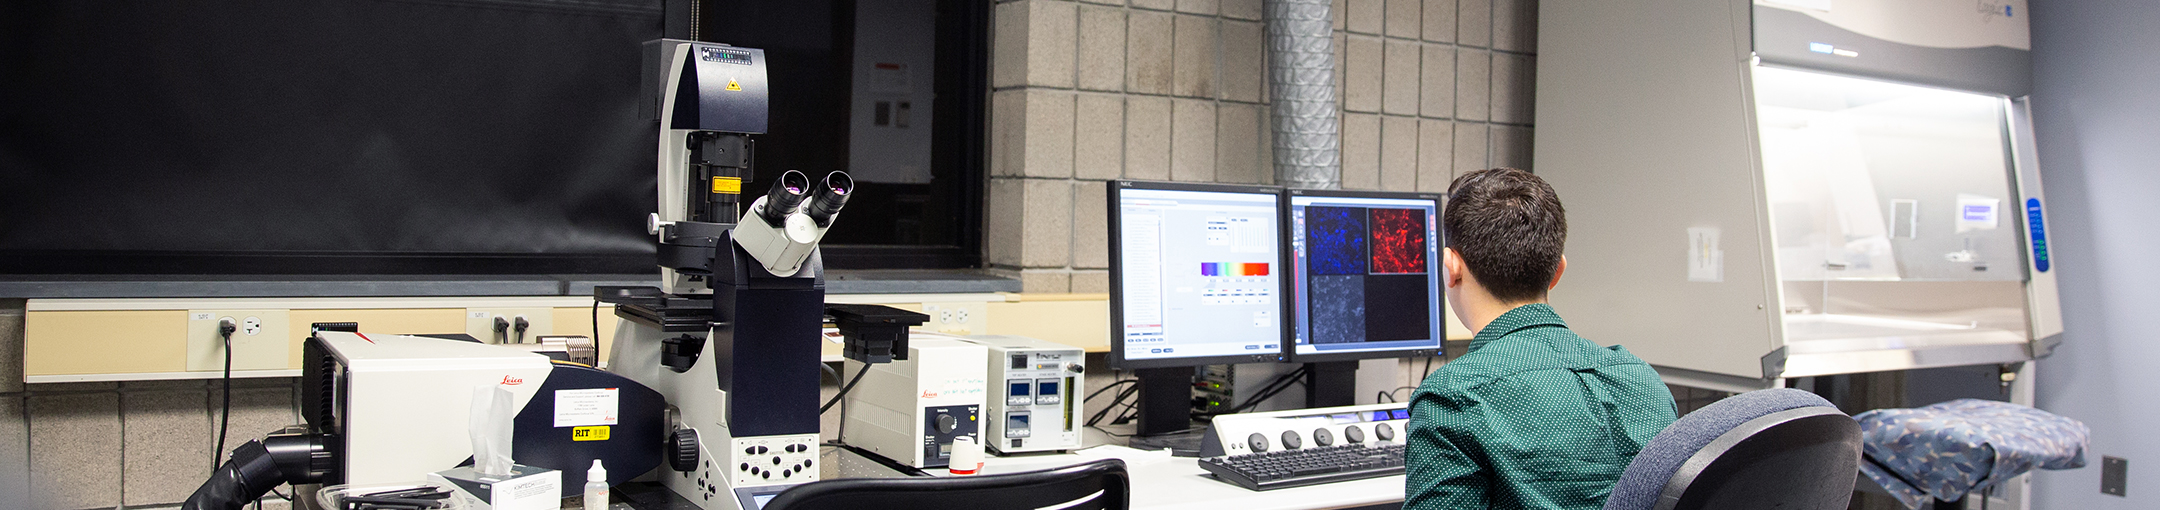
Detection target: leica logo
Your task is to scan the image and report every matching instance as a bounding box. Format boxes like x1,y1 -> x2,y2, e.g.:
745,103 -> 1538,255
921,390 -> 938,399
501,376 -> 524,386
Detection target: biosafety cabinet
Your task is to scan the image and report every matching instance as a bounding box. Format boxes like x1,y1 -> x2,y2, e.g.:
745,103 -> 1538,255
1535,0 -> 2060,392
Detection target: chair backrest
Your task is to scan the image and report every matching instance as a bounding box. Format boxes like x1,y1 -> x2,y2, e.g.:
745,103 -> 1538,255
1603,388 -> 1863,510
762,458 -> 1129,510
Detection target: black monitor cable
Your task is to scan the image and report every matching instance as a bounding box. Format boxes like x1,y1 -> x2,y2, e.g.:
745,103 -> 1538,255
211,318 -> 237,472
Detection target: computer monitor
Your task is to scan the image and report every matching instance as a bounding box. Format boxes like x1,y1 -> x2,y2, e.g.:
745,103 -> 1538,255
1283,189 -> 1445,364
1108,180 -> 1291,369
1107,180 -> 1290,435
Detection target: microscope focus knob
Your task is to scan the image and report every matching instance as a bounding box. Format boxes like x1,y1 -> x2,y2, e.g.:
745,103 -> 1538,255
668,429 -> 700,472
936,414 -> 958,434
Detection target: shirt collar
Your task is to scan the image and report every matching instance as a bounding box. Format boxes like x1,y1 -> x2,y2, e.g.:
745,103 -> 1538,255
1465,303 -> 1569,354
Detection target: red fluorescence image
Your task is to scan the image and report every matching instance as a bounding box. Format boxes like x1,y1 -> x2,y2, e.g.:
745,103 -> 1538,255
1368,208 -> 1426,274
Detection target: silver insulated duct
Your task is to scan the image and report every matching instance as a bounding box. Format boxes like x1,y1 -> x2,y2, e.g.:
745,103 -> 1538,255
1265,0 -> 1341,190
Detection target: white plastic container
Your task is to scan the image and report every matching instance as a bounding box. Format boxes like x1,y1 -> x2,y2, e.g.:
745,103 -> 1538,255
584,459 -> 609,510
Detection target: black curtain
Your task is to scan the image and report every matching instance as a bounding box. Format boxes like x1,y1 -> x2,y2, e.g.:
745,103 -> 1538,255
0,0 -> 663,274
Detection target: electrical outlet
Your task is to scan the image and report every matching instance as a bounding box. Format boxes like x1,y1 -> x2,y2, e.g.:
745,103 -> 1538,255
2103,456 -> 2127,497
186,310 -> 292,371
465,308 -> 554,344
919,302 -> 987,335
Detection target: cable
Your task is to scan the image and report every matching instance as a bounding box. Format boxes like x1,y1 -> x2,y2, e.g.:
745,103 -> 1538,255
591,298 -> 601,344
1087,384 -> 1142,427
212,318 -> 237,473
1379,386 -> 1418,403
1083,379 -> 1138,403
819,363 -> 872,414
1089,424 -> 1201,438
818,362 -> 852,442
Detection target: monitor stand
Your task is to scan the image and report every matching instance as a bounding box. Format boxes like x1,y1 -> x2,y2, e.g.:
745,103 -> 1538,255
1133,367 -> 1195,436
1126,367 -> 1209,456
1305,360 -> 1359,408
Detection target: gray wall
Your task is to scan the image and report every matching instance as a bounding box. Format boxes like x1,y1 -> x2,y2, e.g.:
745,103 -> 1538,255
2030,0 -> 2160,507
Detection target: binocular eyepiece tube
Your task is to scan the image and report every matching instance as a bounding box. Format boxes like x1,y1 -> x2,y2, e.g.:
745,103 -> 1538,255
805,171 -> 852,226
757,170 -> 812,226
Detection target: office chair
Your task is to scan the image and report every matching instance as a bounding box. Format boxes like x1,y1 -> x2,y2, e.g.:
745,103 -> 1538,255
761,458 -> 1130,510
1602,388 -> 1863,510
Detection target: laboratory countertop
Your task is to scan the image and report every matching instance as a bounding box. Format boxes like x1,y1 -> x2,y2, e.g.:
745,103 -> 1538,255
598,424 -> 1404,510
0,269 -> 1020,299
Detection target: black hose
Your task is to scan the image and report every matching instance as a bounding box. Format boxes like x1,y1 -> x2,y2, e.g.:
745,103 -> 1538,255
185,434 -> 331,510
182,441 -> 286,510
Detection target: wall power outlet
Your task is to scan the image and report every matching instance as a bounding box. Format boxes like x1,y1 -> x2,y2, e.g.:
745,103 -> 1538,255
465,308 -> 554,344
186,310 -> 292,371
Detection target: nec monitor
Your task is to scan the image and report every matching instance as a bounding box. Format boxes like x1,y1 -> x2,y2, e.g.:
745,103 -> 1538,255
1107,180 -> 1291,370
1284,189 -> 1445,363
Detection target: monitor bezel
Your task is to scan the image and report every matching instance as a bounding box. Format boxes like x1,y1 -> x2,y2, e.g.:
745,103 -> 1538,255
1280,188 -> 1448,364
1106,180 -> 1294,370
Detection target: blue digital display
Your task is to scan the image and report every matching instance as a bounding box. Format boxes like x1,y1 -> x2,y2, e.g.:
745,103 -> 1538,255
1010,381 -> 1031,397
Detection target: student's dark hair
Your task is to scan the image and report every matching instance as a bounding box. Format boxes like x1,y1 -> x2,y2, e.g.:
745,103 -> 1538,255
1443,167 -> 1566,302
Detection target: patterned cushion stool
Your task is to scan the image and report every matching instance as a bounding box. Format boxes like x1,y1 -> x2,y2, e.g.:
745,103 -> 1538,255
1855,399 -> 2089,509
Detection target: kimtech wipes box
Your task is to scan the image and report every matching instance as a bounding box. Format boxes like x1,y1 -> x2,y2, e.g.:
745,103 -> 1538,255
429,464 -> 561,510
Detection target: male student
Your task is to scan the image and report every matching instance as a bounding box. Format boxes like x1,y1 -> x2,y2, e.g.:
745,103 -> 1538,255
1404,168 -> 1678,510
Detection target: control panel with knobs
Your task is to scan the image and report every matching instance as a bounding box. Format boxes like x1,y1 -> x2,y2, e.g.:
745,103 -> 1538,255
1199,402 -> 1412,457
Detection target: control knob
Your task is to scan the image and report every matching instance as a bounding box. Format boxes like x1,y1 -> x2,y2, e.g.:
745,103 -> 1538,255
1280,430 -> 1303,450
936,414 -> 959,434
668,429 -> 700,472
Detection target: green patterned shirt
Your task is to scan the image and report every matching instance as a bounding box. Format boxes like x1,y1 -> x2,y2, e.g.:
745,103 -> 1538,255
1404,304 -> 1677,510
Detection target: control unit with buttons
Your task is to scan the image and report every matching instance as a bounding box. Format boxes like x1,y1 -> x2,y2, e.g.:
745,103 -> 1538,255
725,435 -> 820,487
960,335 -> 1087,454
1197,402 -> 1411,458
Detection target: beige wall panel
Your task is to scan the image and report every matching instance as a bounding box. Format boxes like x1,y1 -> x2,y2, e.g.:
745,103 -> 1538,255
284,309 -> 464,367
25,311 -> 188,376
986,299 -> 1110,352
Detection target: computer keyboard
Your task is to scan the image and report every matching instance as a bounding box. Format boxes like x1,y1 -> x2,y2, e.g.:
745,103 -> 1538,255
1198,443 -> 1407,491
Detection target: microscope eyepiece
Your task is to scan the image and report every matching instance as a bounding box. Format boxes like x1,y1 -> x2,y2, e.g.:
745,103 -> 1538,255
804,171 -> 852,226
758,170 -> 811,225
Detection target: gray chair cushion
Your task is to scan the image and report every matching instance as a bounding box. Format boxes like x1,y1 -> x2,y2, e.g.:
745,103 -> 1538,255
1601,388 -> 1836,510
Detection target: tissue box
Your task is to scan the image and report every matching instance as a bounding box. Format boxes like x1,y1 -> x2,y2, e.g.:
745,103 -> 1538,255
428,464 -> 560,510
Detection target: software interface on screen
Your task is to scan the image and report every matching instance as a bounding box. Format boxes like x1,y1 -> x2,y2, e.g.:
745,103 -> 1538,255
1289,195 -> 1443,357
1117,188 -> 1284,362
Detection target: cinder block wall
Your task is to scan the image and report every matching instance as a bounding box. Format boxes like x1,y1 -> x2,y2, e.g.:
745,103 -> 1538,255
986,0 -> 1538,292
0,299 -> 300,510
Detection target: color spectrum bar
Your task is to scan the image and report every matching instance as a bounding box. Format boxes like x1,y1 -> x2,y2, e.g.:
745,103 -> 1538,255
1201,262 -> 1270,276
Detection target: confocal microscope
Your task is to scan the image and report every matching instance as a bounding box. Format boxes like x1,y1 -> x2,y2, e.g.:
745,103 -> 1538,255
603,39 -> 921,509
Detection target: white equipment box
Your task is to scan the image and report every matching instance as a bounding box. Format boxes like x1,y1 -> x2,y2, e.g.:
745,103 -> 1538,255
841,337 -> 986,468
962,335 -> 1086,454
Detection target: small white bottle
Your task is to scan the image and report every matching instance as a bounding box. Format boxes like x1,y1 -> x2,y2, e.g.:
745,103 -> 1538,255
584,459 -> 610,510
